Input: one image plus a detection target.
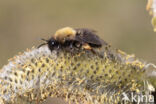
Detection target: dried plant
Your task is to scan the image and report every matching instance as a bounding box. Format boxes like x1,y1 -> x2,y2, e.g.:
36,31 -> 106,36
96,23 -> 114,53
147,0 -> 156,32
0,41 -> 155,104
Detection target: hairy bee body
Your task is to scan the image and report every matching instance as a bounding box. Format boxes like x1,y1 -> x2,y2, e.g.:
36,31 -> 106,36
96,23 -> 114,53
53,27 -> 76,43
41,27 -> 103,51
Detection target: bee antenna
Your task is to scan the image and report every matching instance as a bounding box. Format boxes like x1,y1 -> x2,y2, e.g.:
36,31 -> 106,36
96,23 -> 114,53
37,43 -> 47,48
40,38 -> 48,42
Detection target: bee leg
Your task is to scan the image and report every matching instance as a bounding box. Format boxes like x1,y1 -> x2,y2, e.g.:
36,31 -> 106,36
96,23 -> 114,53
69,44 -> 75,56
69,42 -> 73,49
91,49 -> 104,58
69,42 -> 80,56
55,44 -> 61,50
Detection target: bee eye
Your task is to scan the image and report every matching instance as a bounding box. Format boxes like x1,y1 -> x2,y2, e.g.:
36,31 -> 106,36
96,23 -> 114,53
51,41 -> 55,45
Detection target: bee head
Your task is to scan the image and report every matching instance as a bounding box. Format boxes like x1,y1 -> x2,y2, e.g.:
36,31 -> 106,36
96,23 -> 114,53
53,27 -> 76,43
47,38 -> 60,51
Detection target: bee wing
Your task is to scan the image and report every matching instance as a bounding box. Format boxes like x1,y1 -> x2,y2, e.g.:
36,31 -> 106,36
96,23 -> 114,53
75,28 -> 102,46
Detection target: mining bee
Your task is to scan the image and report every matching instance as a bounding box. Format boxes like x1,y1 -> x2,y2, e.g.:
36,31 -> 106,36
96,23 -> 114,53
38,27 -> 105,52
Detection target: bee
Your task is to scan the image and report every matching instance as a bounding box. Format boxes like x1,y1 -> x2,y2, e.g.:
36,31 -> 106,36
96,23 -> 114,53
38,27 -> 105,52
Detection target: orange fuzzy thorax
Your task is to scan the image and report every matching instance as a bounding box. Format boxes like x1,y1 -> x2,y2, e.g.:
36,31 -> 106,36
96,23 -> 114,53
53,27 -> 76,43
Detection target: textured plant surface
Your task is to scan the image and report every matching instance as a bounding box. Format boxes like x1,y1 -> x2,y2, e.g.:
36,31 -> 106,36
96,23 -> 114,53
0,40 -> 155,104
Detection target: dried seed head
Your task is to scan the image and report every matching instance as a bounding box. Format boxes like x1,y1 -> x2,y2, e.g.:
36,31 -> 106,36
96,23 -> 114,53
0,27 -> 155,104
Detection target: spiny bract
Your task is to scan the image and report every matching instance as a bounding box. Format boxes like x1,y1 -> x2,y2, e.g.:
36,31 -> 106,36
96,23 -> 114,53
0,39 -> 155,104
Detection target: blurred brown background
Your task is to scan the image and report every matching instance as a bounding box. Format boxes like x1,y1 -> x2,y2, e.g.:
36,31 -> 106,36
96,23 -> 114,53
0,0 -> 156,67
0,0 -> 156,104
